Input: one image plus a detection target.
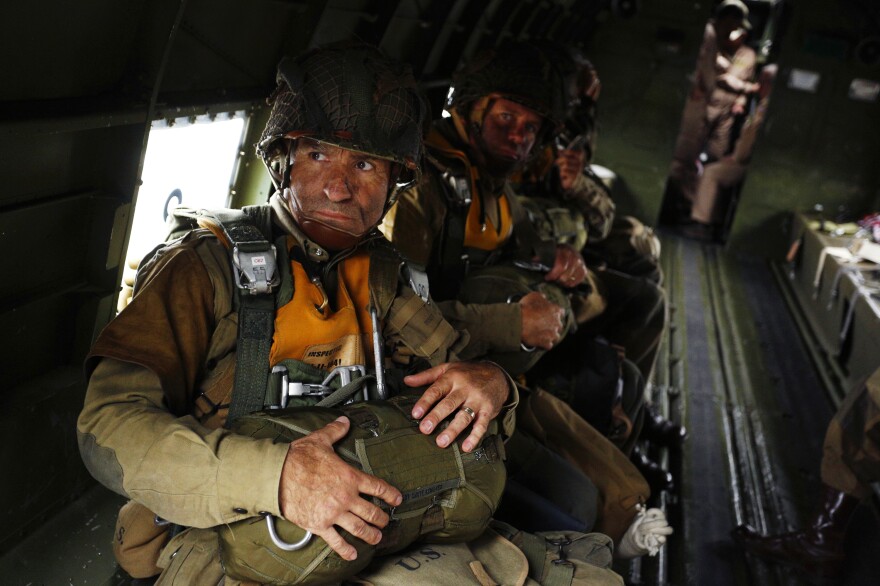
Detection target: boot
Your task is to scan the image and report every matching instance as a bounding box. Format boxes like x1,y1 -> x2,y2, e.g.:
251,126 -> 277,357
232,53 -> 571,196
732,485 -> 861,582
630,445 -> 673,495
640,403 -> 687,448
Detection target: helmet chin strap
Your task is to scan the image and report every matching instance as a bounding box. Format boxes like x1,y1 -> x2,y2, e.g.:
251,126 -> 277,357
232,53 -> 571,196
297,217 -> 364,251
282,187 -> 366,251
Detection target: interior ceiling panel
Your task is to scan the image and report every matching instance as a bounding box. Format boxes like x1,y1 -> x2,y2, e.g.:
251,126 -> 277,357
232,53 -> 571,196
159,0 -> 308,94
2,0 -> 147,101
378,0 -> 444,67
309,0 -> 388,49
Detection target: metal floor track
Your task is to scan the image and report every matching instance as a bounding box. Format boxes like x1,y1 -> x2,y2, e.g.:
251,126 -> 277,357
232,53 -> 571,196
655,233 -> 880,586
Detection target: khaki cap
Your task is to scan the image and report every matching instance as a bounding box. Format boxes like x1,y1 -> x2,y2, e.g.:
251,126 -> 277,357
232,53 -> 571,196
717,0 -> 753,30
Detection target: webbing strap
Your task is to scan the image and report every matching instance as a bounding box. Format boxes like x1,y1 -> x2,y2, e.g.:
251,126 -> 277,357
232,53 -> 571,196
228,295 -> 275,423
367,240 -> 403,319
417,318 -> 457,358
316,375 -> 376,408
507,185 -> 556,268
519,533 -> 576,586
203,206 -> 279,427
544,560 -> 575,586
519,532 -> 549,580
435,201 -> 467,300
388,292 -> 423,327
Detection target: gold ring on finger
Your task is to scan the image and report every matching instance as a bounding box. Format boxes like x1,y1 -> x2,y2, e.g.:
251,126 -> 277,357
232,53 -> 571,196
460,406 -> 476,420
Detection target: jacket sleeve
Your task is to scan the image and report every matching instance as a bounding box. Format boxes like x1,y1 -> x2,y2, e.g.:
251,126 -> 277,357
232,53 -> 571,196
436,299 -> 522,360
78,359 -> 289,528
77,237 -> 288,528
715,48 -> 756,94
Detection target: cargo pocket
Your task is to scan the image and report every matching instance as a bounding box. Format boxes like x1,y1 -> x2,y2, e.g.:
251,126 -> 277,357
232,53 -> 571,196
156,527 -> 225,586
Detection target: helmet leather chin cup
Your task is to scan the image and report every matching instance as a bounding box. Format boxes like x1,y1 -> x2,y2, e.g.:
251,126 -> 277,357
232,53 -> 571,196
297,217 -> 363,251
281,181 -> 376,252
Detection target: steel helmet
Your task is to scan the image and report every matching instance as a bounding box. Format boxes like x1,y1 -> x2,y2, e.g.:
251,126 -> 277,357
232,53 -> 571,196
257,44 -> 429,208
446,41 -> 567,143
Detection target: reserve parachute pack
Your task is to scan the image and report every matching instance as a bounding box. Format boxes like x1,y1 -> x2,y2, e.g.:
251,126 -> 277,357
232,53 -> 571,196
219,393 -> 506,585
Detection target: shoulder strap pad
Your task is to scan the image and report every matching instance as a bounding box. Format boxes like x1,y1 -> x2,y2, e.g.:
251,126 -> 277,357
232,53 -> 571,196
170,206 -> 280,295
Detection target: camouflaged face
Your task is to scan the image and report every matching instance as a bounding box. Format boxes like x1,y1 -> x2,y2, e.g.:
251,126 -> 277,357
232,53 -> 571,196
447,42 -> 567,127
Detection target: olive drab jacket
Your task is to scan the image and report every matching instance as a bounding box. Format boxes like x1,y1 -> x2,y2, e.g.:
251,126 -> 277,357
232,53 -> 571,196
78,193 -> 515,534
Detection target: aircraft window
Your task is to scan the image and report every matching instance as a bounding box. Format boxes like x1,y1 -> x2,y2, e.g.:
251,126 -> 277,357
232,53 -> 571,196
117,113 -> 247,311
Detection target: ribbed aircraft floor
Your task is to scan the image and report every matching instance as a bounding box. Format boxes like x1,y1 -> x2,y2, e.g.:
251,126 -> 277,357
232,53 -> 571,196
637,232 -> 880,586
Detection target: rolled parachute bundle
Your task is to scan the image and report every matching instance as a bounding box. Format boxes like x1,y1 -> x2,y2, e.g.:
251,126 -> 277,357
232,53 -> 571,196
218,395 -> 506,585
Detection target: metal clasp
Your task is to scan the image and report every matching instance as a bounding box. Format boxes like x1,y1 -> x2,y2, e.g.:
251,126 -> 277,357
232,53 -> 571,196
271,364 -> 367,408
232,244 -> 280,295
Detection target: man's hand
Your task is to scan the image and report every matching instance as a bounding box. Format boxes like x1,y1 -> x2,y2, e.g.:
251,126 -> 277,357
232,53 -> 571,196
519,291 -> 565,349
406,362 -> 510,453
545,244 -> 589,288
278,417 -> 403,561
555,148 -> 587,191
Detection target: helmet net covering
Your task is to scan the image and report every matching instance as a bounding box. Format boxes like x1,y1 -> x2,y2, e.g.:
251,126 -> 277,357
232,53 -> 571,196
258,45 -> 428,206
446,41 -> 567,142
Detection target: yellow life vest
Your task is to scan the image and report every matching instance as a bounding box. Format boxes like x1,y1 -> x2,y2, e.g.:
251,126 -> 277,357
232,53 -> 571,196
463,189 -> 514,252
270,246 -> 374,372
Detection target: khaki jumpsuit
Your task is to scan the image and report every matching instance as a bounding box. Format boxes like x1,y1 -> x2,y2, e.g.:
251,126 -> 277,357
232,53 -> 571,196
77,194 -> 515,583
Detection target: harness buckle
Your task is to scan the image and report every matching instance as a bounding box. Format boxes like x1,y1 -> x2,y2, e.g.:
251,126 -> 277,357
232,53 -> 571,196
442,171 -> 472,207
271,364 -> 368,408
322,364 -> 366,385
232,244 -> 280,295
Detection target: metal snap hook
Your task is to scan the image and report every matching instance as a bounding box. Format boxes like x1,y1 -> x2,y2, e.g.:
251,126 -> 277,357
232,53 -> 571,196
263,513 -> 313,551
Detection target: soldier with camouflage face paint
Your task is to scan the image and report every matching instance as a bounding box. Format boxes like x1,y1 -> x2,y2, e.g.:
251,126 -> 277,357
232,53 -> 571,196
77,45 -> 515,582
382,41 -> 590,365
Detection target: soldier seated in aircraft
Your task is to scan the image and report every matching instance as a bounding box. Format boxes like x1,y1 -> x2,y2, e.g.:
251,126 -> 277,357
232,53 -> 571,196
516,47 -> 663,285
76,44 -> 519,583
